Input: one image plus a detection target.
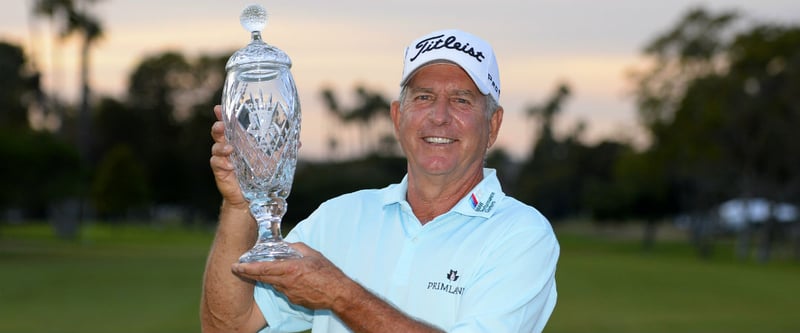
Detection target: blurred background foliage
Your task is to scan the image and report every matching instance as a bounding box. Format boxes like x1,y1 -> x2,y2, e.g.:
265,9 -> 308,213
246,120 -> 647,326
1,3 -> 799,262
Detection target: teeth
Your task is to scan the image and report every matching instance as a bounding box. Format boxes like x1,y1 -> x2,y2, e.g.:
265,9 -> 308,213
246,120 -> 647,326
424,137 -> 453,144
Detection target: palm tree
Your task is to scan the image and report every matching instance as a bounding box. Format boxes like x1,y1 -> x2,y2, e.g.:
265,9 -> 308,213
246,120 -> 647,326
32,0 -> 103,229
321,85 -> 391,158
32,0 -> 103,162
525,82 -> 571,156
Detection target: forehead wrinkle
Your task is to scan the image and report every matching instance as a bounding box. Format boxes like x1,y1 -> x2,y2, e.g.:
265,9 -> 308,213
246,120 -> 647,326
409,86 -> 477,97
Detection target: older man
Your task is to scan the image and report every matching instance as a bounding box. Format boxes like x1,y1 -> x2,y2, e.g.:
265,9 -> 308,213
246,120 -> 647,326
202,29 -> 559,333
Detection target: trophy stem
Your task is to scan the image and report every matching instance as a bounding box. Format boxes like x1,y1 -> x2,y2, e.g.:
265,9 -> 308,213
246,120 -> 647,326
239,198 -> 302,263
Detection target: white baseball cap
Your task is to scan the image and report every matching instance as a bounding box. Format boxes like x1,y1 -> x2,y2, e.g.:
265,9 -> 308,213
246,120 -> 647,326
400,29 -> 501,102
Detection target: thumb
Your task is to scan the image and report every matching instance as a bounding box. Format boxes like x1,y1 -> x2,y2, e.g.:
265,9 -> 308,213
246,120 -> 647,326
288,242 -> 318,257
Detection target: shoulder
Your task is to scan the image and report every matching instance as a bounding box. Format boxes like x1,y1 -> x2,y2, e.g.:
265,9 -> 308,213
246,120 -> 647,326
493,195 -> 553,231
287,186 -> 393,245
299,185 -> 395,225
481,195 -> 559,256
317,187 -> 388,210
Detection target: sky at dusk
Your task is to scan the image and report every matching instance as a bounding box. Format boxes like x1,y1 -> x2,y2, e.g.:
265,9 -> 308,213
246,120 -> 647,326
2,0 -> 799,160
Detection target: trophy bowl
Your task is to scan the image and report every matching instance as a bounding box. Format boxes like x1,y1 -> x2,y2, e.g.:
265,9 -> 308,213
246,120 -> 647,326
221,4 -> 302,262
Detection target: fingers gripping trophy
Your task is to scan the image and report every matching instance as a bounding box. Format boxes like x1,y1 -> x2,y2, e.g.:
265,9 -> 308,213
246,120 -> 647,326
222,4 -> 302,262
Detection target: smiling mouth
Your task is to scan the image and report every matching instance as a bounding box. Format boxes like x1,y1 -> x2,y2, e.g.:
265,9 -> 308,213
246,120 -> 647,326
424,136 -> 455,144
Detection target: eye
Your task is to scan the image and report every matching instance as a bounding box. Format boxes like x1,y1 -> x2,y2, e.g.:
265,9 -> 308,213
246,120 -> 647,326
414,94 -> 434,101
453,97 -> 470,105
450,91 -> 477,107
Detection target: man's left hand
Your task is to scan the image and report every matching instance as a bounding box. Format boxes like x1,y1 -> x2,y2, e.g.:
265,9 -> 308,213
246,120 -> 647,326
232,243 -> 352,310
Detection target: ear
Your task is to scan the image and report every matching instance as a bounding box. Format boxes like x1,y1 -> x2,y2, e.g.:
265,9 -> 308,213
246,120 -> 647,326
487,106 -> 503,148
390,100 -> 401,134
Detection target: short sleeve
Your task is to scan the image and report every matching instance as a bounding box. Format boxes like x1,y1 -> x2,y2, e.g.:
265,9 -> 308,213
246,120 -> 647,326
254,279 -> 314,332
253,209 -> 321,332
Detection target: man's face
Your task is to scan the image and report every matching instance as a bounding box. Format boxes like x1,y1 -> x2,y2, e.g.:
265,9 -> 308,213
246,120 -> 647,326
391,63 -> 503,179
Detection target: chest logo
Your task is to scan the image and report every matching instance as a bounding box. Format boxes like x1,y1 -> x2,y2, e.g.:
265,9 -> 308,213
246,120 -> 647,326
446,269 -> 460,282
426,269 -> 465,295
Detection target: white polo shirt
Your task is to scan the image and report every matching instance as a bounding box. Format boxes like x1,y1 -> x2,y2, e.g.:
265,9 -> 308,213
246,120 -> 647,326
256,168 -> 559,333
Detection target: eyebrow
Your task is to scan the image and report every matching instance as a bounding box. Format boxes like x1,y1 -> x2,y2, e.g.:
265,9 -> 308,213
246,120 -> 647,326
451,89 -> 477,97
409,87 -> 434,94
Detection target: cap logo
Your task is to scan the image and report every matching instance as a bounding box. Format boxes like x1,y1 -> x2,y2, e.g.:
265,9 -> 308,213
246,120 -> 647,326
409,34 -> 486,63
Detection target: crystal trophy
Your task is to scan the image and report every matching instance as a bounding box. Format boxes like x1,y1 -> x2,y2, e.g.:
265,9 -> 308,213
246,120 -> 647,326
222,4 -> 302,262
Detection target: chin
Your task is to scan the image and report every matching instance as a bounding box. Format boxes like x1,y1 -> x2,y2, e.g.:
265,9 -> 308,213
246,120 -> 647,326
419,162 -> 457,175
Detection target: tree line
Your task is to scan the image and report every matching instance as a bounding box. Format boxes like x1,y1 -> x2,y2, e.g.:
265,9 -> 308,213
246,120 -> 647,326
1,4 -> 798,261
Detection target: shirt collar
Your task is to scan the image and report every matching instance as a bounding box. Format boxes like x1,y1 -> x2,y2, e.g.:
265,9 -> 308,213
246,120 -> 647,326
381,168 -> 506,219
382,173 -> 410,206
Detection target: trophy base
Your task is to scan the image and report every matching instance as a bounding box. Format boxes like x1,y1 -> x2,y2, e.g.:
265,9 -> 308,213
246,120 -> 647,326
239,241 -> 302,263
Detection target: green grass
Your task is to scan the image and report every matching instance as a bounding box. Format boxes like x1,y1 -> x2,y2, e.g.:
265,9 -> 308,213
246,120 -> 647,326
548,230 -> 800,333
1,222 -> 798,333
0,223 -> 213,333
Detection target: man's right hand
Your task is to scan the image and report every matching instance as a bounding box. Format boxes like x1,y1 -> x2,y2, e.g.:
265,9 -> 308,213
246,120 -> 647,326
210,105 -> 248,210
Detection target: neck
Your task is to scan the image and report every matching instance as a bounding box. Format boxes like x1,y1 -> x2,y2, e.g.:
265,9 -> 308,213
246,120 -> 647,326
406,167 -> 484,225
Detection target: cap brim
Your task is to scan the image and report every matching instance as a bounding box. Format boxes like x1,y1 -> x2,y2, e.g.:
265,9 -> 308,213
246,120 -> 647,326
400,60 -> 492,97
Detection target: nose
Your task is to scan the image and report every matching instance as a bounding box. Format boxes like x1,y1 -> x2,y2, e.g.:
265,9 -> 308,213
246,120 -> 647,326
428,98 -> 452,125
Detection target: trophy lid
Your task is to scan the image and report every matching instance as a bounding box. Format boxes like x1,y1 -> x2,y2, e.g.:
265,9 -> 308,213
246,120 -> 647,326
226,4 -> 292,71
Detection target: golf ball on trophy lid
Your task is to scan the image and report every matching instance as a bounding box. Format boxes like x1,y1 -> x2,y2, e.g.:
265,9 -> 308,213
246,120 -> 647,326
240,4 -> 267,33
